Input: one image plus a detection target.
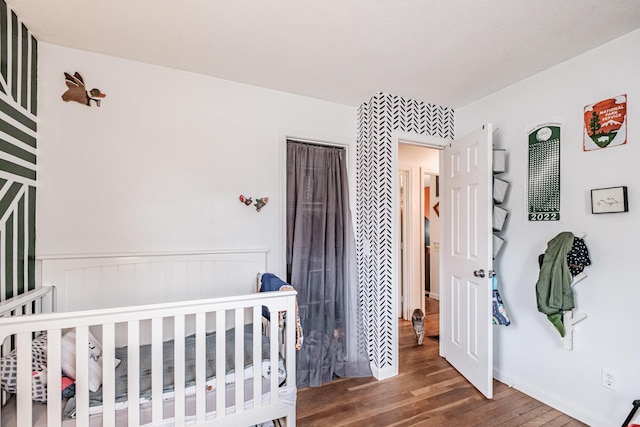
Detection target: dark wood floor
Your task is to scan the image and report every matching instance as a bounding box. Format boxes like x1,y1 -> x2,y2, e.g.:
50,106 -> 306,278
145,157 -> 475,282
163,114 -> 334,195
297,298 -> 587,426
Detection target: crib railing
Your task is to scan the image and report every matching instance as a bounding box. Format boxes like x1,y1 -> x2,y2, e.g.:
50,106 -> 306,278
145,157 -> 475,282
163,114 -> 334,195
0,286 -> 54,318
0,290 -> 297,427
0,286 -> 54,408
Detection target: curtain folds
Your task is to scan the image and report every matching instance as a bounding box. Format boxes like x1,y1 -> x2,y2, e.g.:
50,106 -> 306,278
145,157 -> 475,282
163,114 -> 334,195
286,141 -> 372,388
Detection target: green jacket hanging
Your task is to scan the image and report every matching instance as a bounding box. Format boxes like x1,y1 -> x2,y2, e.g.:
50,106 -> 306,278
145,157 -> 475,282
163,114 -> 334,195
535,232 -> 575,336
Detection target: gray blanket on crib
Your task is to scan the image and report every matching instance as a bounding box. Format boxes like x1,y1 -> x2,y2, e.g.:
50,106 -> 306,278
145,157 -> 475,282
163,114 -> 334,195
63,324 -> 274,417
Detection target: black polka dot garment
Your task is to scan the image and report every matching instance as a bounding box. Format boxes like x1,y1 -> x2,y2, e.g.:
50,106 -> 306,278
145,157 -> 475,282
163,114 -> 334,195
567,237 -> 591,276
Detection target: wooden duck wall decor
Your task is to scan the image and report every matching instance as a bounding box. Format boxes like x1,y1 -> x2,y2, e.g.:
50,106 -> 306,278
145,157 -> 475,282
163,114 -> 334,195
61,72 -> 106,106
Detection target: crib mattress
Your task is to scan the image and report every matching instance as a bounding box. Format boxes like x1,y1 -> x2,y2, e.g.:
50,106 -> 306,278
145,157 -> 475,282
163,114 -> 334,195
1,377 -> 294,426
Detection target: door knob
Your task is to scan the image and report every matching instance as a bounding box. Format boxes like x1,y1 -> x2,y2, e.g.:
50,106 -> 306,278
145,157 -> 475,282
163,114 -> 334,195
473,269 -> 485,278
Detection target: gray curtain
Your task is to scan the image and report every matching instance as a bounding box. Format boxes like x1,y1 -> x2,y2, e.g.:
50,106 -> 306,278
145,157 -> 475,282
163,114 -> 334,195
286,140 -> 372,388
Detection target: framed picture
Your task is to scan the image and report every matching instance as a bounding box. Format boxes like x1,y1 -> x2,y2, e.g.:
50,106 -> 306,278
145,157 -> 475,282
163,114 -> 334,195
591,186 -> 628,214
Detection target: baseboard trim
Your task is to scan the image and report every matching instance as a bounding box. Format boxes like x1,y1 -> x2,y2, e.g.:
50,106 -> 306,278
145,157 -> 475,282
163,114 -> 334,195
371,363 -> 398,381
493,368 -> 607,427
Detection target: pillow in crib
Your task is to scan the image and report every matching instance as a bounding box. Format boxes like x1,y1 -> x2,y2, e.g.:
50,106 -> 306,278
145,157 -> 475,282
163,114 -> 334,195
0,369 -> 48,403
31,332 -> 48,370
61,329 -> 106,392
31,369 -> 47,403
0,331 -> 48,394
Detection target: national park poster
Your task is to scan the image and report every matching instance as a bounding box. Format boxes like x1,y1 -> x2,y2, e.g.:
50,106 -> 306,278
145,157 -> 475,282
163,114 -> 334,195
583,94 -> 627,151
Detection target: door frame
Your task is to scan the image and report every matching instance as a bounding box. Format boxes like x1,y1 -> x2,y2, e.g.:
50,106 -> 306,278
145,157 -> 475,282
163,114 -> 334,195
397,159 -> 440,321
278,129 -> 355,278
397,168 -> 410,320
421,169 -> 440,300
392,131 -> 451,366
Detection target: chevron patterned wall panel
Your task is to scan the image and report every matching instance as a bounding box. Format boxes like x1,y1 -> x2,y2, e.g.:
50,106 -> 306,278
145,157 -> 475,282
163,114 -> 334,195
0,0 -> 38,301
357,92 -> 453,372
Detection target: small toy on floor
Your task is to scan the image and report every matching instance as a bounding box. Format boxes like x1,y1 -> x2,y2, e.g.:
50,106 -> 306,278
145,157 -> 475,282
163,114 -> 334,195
412,308 -> 425,345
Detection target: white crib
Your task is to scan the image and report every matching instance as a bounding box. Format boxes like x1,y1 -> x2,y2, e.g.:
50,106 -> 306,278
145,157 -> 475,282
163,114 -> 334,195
0,250 -> 297,427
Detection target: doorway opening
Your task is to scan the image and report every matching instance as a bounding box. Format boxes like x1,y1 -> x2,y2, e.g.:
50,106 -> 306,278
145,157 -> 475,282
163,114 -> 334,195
285,137 -> 373,388
397,142 -> 440,337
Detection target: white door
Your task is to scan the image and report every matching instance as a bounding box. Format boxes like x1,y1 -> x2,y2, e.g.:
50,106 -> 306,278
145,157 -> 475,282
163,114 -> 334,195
440,125 -> 494,398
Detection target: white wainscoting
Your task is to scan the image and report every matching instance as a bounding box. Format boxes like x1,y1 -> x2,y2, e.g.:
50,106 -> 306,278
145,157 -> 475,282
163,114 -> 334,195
37,249 -> 269,346
38,249 -> 268,312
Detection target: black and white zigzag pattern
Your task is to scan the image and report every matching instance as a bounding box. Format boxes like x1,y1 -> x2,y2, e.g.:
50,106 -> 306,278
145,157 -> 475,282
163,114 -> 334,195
356,92 -> 454,372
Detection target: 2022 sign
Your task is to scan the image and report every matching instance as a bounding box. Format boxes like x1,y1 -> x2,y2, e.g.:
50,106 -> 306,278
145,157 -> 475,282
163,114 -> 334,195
528,212 -> 559,221
527,123 -> 561,222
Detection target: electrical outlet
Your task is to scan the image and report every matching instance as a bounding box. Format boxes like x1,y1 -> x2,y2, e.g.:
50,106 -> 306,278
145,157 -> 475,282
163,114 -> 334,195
602,369 -> 617,390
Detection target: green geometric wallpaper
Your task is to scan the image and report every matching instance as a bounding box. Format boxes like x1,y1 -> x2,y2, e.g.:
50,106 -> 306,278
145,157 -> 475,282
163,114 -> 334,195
0,0 -> 37,300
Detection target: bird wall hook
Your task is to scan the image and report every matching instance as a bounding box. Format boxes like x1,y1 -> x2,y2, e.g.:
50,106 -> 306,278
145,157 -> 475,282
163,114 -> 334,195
239,195 -> 268,212
62,72 -> 106,107
254,197 -> 268,212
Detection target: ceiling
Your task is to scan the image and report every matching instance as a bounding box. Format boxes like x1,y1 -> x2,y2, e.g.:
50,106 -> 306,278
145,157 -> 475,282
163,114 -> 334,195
8,0 -> 640,109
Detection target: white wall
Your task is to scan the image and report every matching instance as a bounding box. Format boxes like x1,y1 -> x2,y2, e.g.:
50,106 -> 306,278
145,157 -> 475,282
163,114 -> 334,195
456,29 -> 640,426
36,44 -> 357,274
